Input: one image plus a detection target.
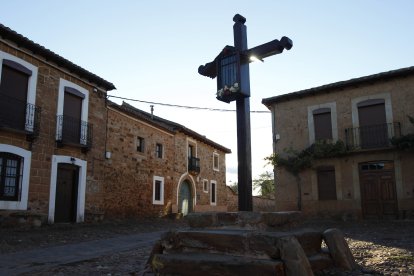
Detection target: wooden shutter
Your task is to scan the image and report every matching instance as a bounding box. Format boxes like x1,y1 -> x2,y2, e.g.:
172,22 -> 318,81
313,108 -> 332,140
0,65 -> 30,130
317,166 -> 337,200
358,100 -> 387,148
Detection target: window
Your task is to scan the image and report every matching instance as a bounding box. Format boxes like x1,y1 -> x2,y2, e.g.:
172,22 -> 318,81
0,144 -> 31,210
307,102 -> 337,145
0,153 -> 22,201
56,79 -> 90,147
213,153 -> 219,171
317,166 -> 337,200
188,143 -> 200,173
153,176 -> 164,205
313,108 -> 333,141
357,99 -> 388,148
203,179 -> 208,193
137,136 -> 145,152
210,180 -> 217,205
156,143 -> 163,158
0,51 -> 38,133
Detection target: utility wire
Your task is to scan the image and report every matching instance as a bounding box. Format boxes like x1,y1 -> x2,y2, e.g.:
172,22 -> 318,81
107,95 -> 270,113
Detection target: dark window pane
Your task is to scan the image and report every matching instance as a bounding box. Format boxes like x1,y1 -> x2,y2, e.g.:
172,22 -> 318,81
154,180 -> 161,201
0,153 -> 22,200
211,183 -> 216,203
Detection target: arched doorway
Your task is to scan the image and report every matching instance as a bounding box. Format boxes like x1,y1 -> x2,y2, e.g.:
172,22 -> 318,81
178,180 -> 193,216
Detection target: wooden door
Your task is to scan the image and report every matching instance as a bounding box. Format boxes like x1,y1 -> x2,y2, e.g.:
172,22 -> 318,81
359,161 -> 398,219
179,181 -> 193,216
55,163 -> 79,223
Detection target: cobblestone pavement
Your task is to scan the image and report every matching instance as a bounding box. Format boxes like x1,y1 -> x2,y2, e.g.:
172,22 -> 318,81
1,218 -> 413,275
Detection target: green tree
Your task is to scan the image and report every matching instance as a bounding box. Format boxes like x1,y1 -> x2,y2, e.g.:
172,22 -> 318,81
227,181 -> 238,194
253,171 -> 275,198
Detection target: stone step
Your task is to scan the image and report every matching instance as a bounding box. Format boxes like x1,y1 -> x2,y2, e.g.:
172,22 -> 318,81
151,252 -> 285,276
161,228 -> 322,259
308,252 -> 334,272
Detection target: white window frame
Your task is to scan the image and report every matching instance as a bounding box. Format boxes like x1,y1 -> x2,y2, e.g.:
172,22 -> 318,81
213,152 -> 220,171
210,180 -> 217,206
202,179 -> 209,193
0,51 -> 38,132
153,176 -> 164,205
307,102 -> 338,145
0,144 -> 31,210
56,79 -> 89,145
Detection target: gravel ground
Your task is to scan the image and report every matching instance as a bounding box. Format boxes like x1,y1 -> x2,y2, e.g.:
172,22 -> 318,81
1,218 -> 413,275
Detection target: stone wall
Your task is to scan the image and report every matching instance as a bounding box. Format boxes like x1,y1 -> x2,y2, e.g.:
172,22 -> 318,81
105,106 -> 229,217
0,41 -> 109,220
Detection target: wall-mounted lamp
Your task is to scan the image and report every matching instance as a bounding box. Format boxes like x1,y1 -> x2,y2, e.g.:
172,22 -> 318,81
70,157 -> 76,164
105,151 -> 112,159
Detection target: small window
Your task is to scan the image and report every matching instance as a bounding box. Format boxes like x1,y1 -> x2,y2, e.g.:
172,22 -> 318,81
156,143 -> 163,158
0,153 -> 22,201
317,166 -> 337,200
153,176 -> 164,205
213,153 -> 219,171
137,136 -> 145,152
203,179 -> 208,193
210,181 -> 217,205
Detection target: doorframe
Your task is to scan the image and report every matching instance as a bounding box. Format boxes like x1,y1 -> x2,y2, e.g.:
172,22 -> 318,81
176,173 -> 196,208
48,155 -> 87,224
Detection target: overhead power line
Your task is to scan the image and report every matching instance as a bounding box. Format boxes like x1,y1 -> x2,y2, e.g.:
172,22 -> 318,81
107,95 -> 270,113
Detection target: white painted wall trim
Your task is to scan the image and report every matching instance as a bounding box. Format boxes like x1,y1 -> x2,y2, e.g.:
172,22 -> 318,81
0,144 -> 31,210
56,79 -> 89,145
48,155 -> 87,224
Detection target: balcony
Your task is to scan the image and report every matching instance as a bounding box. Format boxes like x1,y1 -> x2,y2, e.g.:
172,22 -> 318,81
345,122 -> 401,150
56,115 -> 92,151
188,156 -> 200,174
0,93 -> 41,140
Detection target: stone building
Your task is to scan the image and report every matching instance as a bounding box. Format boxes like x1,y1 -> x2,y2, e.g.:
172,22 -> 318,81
262,66 -> 414,219
0,24 -> 115,224
105,102 -> 231,217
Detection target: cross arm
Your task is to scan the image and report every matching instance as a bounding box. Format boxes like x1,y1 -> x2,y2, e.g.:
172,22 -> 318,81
244,36 -> 292,61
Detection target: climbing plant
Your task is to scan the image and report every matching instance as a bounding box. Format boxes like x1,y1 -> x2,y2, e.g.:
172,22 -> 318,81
265,140 -> 349,211
391,115 -> 414,150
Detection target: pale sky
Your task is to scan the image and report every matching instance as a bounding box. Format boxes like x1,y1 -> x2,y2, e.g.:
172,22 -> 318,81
2,1 -> 414,186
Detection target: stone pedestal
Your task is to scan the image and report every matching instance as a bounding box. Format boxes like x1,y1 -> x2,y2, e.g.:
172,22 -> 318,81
148,212 -> 357,275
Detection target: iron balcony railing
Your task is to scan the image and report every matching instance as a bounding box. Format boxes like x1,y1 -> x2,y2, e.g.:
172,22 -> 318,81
56,115 -> 92,149
188,156 -> 200,174
345,122 -> 401,149
0,93 -> 41,139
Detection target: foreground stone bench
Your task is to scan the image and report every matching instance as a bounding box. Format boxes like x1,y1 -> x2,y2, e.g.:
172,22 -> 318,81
148,212 -> 357,275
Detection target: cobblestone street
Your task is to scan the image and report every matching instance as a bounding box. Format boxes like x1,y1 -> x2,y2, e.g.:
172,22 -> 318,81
0,218 -> 413,275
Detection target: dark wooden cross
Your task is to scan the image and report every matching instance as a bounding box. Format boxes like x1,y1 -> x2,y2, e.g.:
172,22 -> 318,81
198,14 -> 292,211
